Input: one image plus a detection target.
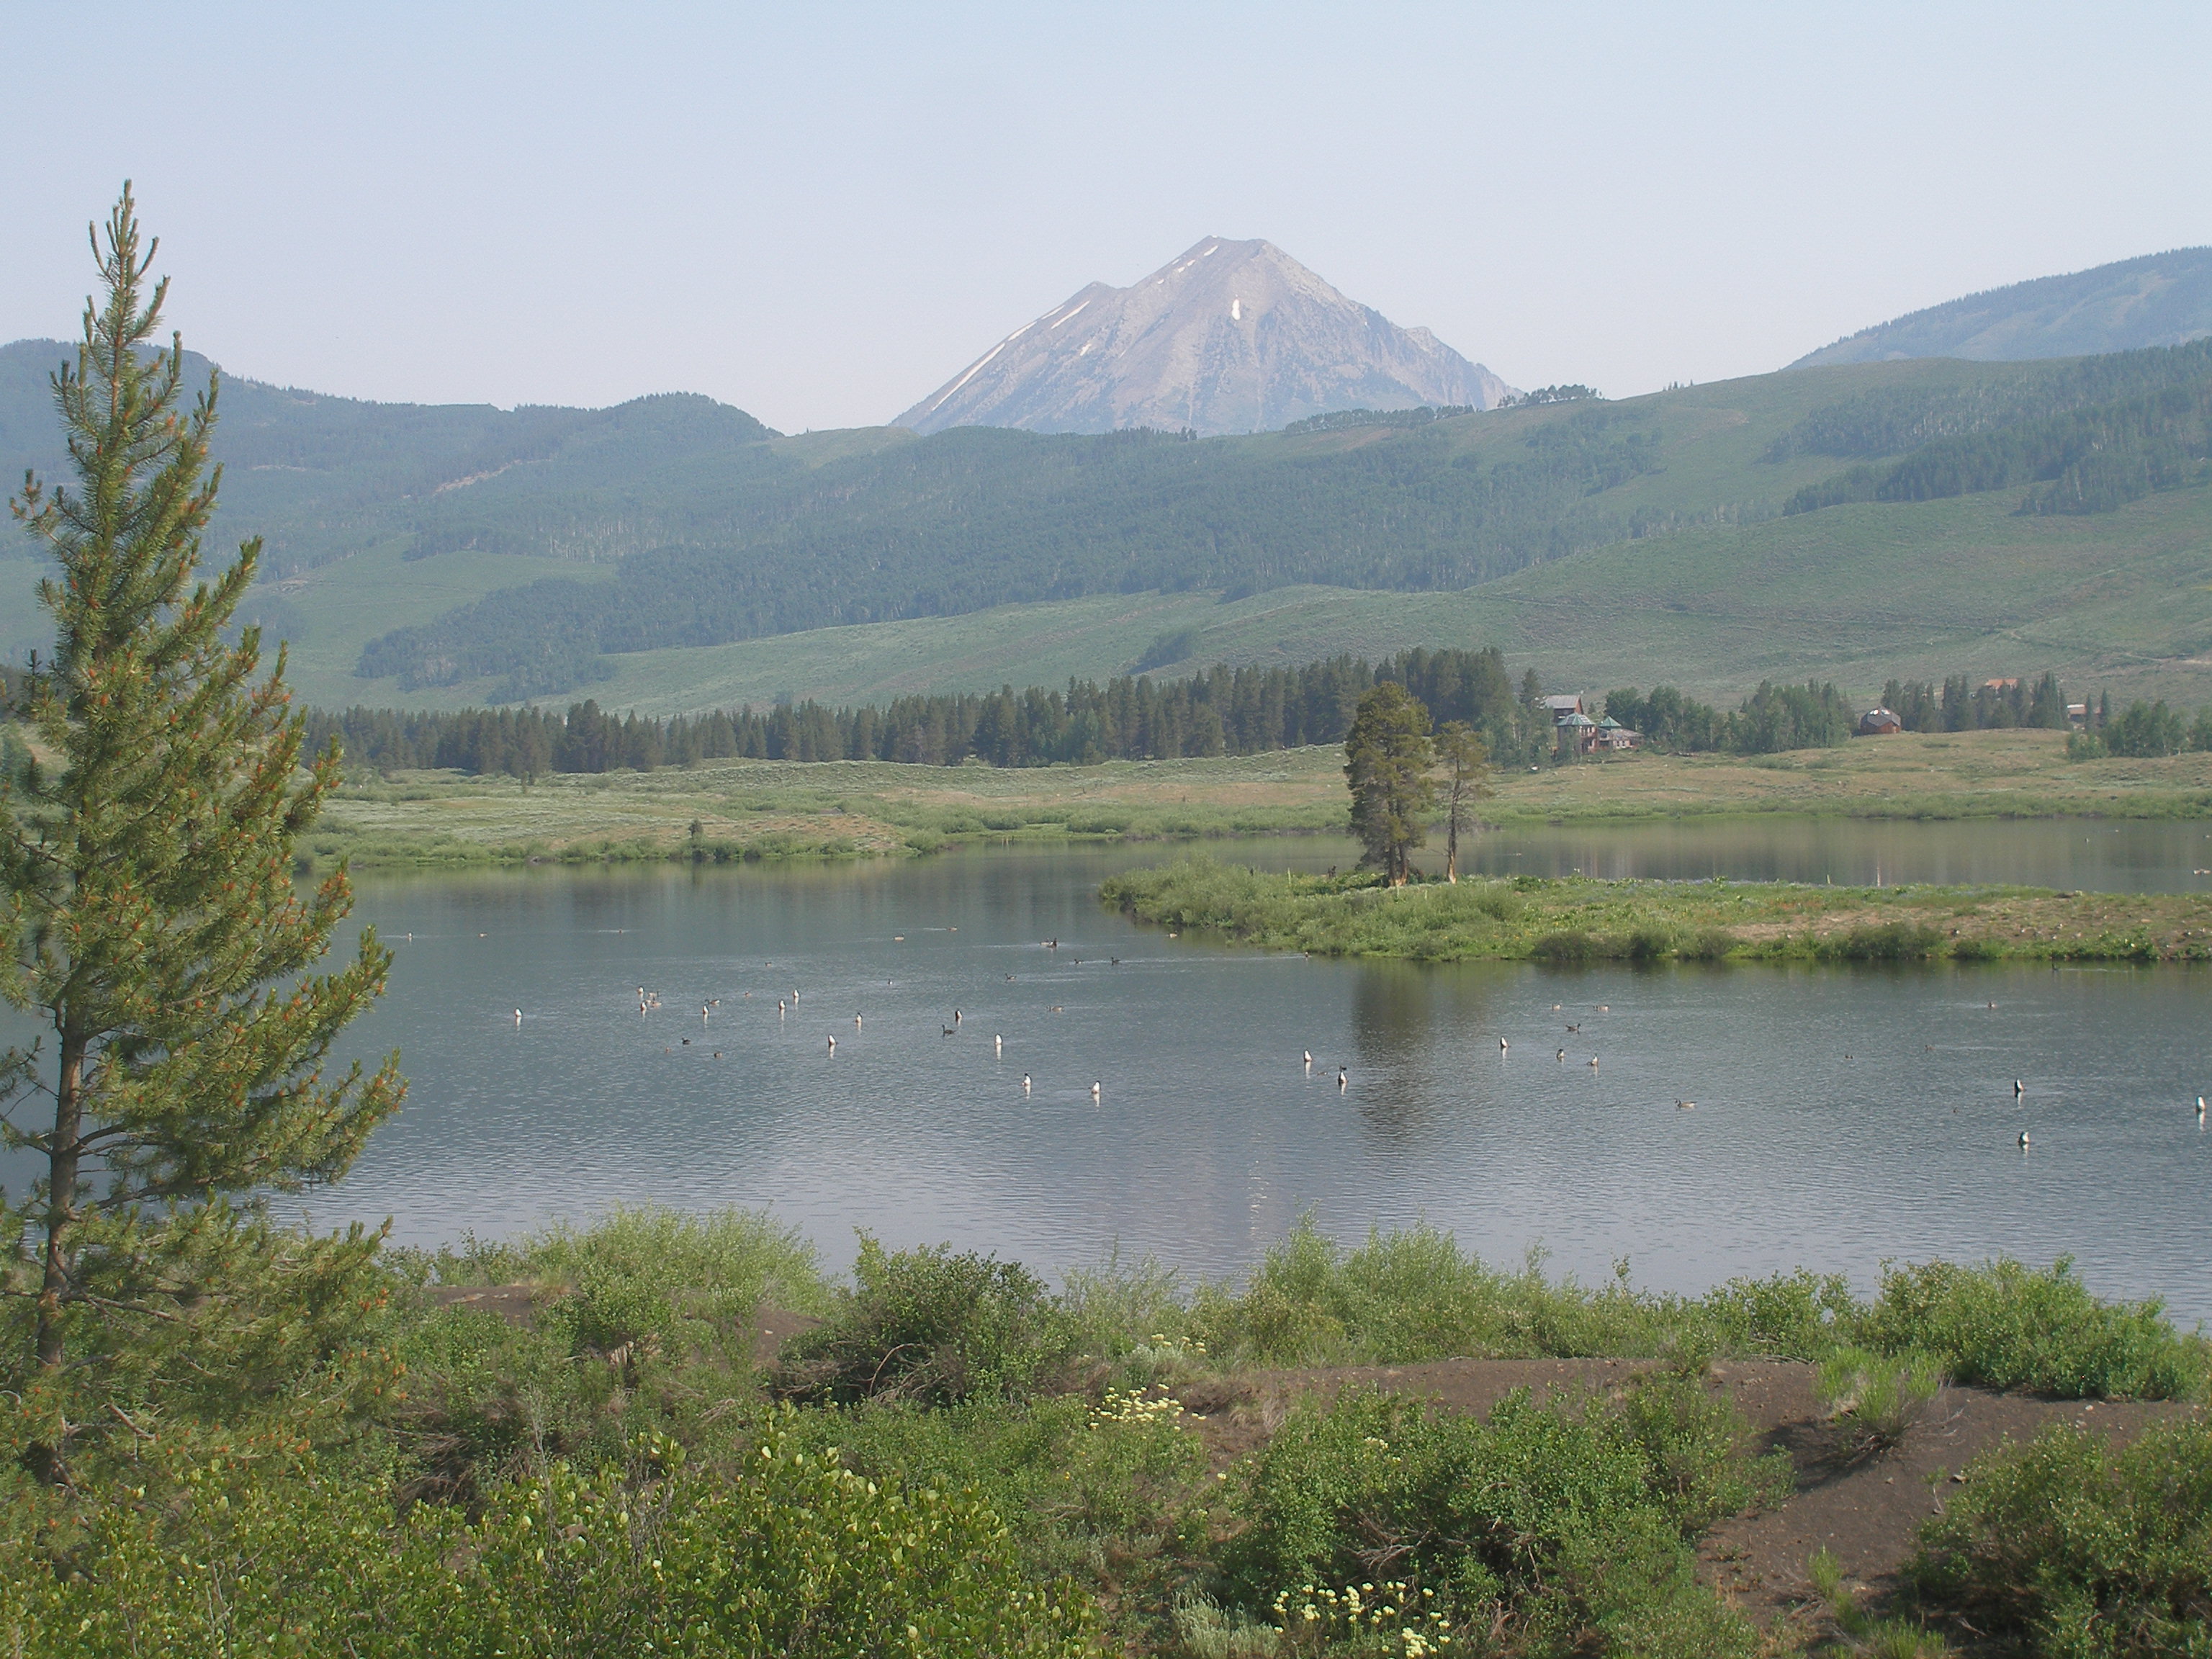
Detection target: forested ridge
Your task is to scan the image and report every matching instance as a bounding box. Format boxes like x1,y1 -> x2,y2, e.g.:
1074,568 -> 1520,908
1780,338 -> 2212,516
354,408 -> 1668,698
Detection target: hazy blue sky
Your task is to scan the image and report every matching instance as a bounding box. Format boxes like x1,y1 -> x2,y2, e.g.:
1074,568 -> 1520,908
6,3 -> 2208,432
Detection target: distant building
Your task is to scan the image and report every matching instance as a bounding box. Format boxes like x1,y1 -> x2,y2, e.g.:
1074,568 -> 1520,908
1542,694 -> 1586,721
1596,715 -> 1641,751
2066,702 -> 2090,728
1857,707 -> 1903,736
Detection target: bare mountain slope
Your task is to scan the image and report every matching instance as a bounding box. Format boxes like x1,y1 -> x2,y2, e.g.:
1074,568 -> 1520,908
894,237 -> 1514,436
1791,247 -> 2212,368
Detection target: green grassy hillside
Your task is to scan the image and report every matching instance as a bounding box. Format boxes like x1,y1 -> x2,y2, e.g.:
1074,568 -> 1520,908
7,337 -> 2210,714
285,429 -> 2212,715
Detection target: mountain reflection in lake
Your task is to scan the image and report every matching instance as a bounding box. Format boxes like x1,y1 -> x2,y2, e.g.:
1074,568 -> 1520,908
275,829 -> 2212,1322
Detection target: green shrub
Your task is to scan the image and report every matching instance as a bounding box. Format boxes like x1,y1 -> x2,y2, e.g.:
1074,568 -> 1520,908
1817,1345 -> 1947,1456
1863,1258 -> 2208,1399
0,1429 -> 1097,1658
1624,925 -> 1676,962
1532,929 -> 1601,963
777,1236 -> 1080,1405
1679,925 -> 1738,962
1909,1419 -> 2212,1656
1217,1383 -> 1766,1655
797,1388 -> 1205,1593
1822,922 -> 1946,961
1699,1268 -> 1859,1359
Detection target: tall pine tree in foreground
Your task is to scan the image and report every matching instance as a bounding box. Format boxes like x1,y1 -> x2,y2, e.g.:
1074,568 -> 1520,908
0,189 -> 402,1441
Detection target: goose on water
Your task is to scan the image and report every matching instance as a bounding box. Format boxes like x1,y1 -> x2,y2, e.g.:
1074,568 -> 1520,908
1557,1048 -> 1566,1061
1090,1081 -> 1102,1100
1022,1074 -> 1032,1093
1498,1037 -> 1509,1053
1338,1067 -> 1349,1091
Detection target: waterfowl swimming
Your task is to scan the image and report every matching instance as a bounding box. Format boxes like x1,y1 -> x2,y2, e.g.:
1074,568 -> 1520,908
1022,1074 -> 1033,1093
994,1034 -> 1003,1055
827,1035 -> 835,1053
513,1009 -> 522,1025
1587,1056 -> 1600,1069
1303,1050 -> 1313,1070
1498,1037 -> 1509,1053
2014,1079 -> 2026,1097
1676,1100 -> 1694,1110
2019,1130 -> 2031,1148
855,1014 -> 863,1028
1090,1080 -> 1102,1100
1338,1067 -> 1348,1091
1557,1048 -> 1566,1061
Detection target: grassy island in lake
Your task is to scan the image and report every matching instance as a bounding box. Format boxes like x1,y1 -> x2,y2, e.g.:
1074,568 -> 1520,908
1101,855 -> 2212,964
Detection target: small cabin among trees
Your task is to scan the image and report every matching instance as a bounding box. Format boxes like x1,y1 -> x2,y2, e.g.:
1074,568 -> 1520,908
1857,706 -> 1903,736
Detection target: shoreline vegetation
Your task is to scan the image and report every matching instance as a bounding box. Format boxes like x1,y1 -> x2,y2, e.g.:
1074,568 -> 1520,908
1102,855 -> 2212,965
304,729 -> 2212,869
11,1208 -> 2208,1655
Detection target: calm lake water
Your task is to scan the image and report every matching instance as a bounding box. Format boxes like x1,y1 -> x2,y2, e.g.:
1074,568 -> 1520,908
279,818 -> 2212,1321
5,818 -> 2206,1318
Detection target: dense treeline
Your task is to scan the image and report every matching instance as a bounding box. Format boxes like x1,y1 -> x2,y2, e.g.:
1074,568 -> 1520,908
353,408 -> 1668,699
1784,342 -> 2212,518
1876,672 -> 2069,732
1766,336 -> 2212,462
307,646 -> 2212,781
307,647 -> 1561,779
1599,680 -> 1858,753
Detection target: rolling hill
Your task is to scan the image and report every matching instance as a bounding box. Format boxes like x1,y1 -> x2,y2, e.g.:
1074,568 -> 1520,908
1790,247 -> 2212,368
4,334 -> 2209,716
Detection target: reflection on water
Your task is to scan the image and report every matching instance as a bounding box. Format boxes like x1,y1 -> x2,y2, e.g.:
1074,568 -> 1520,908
1464,816 -> 2212,892
4,824 -> 2206,1321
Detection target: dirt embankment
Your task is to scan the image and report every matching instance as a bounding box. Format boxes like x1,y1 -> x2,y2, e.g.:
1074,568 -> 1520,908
432,1291 -> 2203,1636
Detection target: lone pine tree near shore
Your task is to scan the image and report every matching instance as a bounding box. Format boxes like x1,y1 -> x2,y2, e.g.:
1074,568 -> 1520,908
0,189 -> 400,1408
1344,680 -> 1436,884
1433,720 -> 1490,883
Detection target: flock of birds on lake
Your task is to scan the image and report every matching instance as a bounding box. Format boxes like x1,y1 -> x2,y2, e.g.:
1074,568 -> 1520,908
489,943 -> 2208,1149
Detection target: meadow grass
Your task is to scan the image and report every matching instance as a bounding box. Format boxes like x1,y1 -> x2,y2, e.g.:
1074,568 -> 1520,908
1101,853 -> 2212,963
305,729 -> 2212,868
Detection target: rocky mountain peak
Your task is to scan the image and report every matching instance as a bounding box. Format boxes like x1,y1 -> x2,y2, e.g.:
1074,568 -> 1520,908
895,237 -> 1514,437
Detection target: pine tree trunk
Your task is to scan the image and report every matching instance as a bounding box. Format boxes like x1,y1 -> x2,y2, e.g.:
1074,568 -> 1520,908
37,1028 -> 85,1370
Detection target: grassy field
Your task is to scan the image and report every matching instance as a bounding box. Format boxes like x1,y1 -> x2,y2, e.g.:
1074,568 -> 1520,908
1103,854 -> 2212,964
308,729 -> 2212,868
